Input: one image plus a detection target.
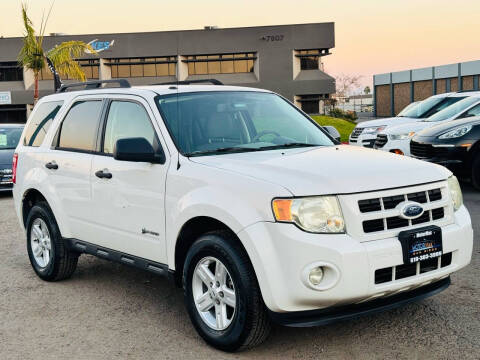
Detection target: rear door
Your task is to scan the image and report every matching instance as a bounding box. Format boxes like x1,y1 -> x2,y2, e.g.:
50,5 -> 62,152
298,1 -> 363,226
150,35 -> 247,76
88,96 -> 169,264
46,97 -> 105,241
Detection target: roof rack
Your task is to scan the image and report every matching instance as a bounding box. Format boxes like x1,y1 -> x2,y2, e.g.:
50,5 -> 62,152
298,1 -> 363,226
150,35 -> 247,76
153,79 -> 223,86
57,79 -> 131,93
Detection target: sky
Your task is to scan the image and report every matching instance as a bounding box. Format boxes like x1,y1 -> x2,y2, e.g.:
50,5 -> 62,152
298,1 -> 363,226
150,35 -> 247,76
2,0 -> 480,91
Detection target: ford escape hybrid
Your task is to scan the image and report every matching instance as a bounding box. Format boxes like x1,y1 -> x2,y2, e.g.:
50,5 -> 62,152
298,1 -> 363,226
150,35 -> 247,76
12,80 -> 473,351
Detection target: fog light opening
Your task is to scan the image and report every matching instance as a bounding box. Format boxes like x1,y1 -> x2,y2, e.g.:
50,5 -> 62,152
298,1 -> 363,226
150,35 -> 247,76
309,266 -> 324,286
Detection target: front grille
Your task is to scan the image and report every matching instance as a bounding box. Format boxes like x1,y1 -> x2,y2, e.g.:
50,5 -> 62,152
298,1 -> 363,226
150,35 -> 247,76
374,252 -> 453,284
374,134 -> 388,148
359,188 -> 445,233
410,140 -> 449,158
350,127 -> 364,139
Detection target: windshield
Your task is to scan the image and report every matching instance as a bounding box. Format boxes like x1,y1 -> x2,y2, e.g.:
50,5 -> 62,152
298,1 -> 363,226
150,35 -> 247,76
398,96 -> 465,118
425,97 -> 480,122
155,91 -> 334,156
0,127 -> 23,150
397,101 -> 419,116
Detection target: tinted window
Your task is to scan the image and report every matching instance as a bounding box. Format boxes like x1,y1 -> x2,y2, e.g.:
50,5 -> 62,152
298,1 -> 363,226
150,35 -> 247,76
457,103 -> 480,119
103,101 -> 156,154
23,101 -> 63,147
58,101 -> 103,151
421,96 -> 465,118
0,127 -> 23,150
426,97 -> 480,122
398,96 -> 465,119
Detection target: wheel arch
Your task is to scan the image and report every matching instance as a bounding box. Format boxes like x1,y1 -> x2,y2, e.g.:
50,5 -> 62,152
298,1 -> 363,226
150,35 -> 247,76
22,188 -> 49,227
173,216 -> 248,287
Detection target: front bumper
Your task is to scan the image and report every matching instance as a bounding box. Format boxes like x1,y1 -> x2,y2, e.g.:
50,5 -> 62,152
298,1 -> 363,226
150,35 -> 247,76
349,134 -> 376,148
237,206 -> 472,314
0,169 -> 13,191
374,138 -> 412,156
269,277 -> 450,327
410,137 -> 471,174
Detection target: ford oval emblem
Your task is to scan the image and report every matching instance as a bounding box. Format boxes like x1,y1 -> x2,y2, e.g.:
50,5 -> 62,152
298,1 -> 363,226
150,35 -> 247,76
398,202 -> 424,219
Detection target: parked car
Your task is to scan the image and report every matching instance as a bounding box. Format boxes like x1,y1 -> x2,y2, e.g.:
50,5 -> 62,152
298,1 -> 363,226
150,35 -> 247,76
374,92 -> 480,156
0,124 -> 24,191
349,93 -> 466,148
12,80 -> 473,351
411,116 -> 480,189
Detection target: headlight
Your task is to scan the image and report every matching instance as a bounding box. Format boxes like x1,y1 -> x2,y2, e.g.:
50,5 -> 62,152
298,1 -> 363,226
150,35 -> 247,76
363,126 -> 386,135
390,131 -> 416,140
272,196 -> 345,233
438,125 -> 472,139
447,175 -> 463,211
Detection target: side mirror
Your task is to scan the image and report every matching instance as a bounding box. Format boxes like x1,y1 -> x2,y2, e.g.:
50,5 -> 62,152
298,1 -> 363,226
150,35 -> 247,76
323,126 -> 341,142
114,137 -> 156,163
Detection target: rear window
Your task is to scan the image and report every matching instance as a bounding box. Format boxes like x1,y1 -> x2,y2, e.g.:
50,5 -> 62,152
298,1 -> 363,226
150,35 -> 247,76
23,101 -> 63,147
57,100 -> 103,152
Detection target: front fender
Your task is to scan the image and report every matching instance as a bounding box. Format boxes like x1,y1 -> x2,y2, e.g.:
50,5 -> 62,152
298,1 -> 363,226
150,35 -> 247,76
165,161 -> 292,270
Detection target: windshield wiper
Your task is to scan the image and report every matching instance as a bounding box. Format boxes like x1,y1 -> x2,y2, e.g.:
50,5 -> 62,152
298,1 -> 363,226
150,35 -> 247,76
185,146 -> 257,157
185,143 -> 319,157
256,142 -> 319,150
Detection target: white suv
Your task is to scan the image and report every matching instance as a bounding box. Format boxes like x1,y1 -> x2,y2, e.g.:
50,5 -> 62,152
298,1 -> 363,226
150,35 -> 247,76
375,92 -> 480,156
350,93 -> 466,148
12,80 -> 473,351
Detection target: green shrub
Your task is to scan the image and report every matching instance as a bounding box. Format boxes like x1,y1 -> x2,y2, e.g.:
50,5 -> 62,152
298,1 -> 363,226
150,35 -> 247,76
328,108 -> 358,122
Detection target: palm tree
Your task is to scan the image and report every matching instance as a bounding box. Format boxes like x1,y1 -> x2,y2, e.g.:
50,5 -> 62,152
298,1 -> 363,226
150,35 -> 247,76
17,4 -> 96,103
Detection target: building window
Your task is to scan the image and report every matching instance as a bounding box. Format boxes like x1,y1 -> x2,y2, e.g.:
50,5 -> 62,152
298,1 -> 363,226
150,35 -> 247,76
184,53 -> 256,75
295,49 -> 330,71
0,62 -> 23,82
297,94 -> 329,114
106,57 -> 177,78
0,105 -> 27,124
40,59 -> 99,80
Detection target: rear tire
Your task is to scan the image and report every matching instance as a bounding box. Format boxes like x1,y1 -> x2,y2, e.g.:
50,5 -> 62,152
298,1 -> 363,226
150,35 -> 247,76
183,230 -> 270,352
26,201 -> 79,281
471,155 -> 480,190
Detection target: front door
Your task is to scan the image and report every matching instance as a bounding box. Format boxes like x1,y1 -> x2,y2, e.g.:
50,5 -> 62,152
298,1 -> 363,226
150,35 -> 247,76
89,97 -> 169,264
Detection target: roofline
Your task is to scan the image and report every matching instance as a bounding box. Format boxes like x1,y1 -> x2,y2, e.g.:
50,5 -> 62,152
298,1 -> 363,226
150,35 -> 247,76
0,22 -> 335,40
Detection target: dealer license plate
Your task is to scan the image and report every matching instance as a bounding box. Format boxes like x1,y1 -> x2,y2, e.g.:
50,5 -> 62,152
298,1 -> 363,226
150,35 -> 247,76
398,226 -> 443,264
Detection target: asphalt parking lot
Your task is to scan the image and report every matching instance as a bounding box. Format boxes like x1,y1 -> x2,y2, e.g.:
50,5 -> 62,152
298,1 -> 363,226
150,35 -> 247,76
0,185 -> 478,360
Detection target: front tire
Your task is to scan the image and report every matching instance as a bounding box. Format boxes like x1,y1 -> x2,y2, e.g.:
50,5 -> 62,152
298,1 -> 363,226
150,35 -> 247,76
26,202 -> 79,281
183,231 -> 270,352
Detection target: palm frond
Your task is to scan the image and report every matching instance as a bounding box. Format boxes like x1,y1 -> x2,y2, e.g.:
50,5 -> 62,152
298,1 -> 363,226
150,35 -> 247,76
18,3 -> 44,74
47,41 -> 97,81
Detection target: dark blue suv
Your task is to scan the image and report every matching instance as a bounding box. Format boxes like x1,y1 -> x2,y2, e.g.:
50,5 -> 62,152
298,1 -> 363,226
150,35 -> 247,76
0,124 -> 24,192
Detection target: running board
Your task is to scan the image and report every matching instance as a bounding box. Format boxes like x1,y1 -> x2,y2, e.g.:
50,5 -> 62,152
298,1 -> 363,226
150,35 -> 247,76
65,238 -> 174,281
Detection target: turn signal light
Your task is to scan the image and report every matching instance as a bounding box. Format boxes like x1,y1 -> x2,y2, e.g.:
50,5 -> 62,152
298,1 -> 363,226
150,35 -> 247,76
272,199 -> 292,221
393,149 -> 404,155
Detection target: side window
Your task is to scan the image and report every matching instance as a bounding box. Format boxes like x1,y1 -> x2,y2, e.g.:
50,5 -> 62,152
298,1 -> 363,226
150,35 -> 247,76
103,101 -> 157,154
458,103 -> 480,119
23,101 -> 63,147
57,100 -> 103,151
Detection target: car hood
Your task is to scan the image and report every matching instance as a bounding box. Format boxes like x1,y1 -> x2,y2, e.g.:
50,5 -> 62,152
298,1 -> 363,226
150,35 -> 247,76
356,117 -> 420,129
416,116 -> 480,137
380,121 -> 439,135
189,145 -> 449,196
0,149 -> 14,168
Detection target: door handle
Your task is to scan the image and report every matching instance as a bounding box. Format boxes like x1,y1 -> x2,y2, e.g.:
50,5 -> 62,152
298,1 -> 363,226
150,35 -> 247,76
45,161 -> 58,170
95,169 -> 113,179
